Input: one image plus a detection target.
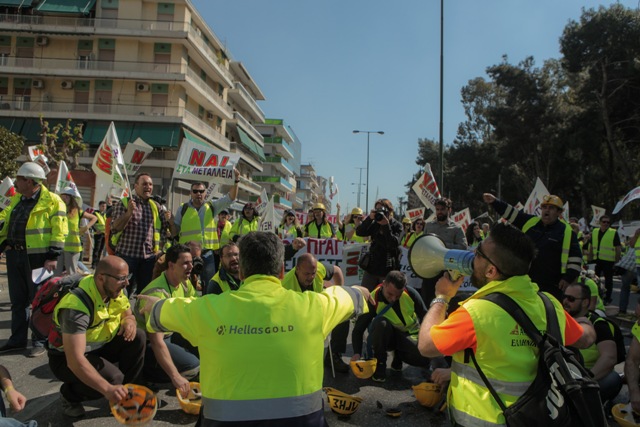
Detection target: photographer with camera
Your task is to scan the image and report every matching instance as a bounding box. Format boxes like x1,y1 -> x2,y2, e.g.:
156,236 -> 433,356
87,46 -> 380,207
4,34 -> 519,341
356,198 -> 402,290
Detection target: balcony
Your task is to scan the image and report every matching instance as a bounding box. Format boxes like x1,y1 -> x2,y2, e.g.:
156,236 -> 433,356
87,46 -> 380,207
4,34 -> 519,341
238,176 -> 262,197
187,26 -> 234,87
264,136 -> 293,159
232,111 -> 264,146
183,110 -> 230,151
227,82 -> 265,123
273,194 -> 292,209
253,175 -> 293,192
185,68 -> 233,119
265,155 -> 293,175
0,56 -> 185,80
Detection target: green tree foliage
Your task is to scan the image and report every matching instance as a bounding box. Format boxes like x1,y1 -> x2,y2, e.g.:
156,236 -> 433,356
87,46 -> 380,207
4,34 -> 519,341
38,117 -> 87,170
407,4 -> 640,220
0,127 -> 25,178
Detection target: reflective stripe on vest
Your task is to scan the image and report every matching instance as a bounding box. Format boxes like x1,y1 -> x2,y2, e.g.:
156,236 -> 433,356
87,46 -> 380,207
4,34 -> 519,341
522,217 -> 572,273
635,238 -> 640,265
179,203 -> 218,250
306,222 -> 333,238
371,285 -> 419,334
110,198 -> 161,252
592,228 -> 616,261
202,390 -> 323,422
64,210 -> 83,253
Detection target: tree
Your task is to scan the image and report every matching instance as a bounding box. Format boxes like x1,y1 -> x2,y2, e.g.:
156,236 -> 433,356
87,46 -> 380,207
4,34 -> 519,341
38,117 -> 88,170
0,127 -> 24,178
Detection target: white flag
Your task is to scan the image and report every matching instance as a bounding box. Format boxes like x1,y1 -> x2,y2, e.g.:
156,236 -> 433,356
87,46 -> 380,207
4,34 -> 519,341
0,177 -> 15,211
411,163 -> 441,211
406,207 -> 426,222
452,208 -> 472,233
92,122 -> 130,204
612,185 -> 640,215
256,187 -> 269,215
590,205 -> 606,227
258,196 -> 278,233
55,161 -> 80,197
523,178 -> 550,215
123,137 -> 153,175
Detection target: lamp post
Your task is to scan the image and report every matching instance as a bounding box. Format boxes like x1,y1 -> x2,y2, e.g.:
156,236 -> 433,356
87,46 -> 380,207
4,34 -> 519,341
353,130 -> 384,212
354,167 -> 366,207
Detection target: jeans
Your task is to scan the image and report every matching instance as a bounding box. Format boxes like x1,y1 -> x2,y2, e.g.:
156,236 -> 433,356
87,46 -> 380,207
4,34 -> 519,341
48,328 -> 146,402
201,251 -> 216,290
143,333 -> 200,383
598,370 -> 623,403
619,268 -> 636,313
5,250 -> 44,348
118,254 -> 157,295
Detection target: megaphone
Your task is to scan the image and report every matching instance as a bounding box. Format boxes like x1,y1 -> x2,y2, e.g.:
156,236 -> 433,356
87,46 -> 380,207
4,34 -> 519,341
408,234 -> 474,279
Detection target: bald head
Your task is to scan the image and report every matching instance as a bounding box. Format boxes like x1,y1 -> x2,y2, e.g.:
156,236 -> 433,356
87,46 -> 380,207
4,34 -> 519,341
297,253 -> 317,268
96,256 -> 128,276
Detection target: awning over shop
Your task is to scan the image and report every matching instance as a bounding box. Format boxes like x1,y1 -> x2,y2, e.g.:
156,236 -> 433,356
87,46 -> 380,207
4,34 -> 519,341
182,128 -> 210,148
237,127 -> 266,162
36,0 -> 96,14
0,0 -> 30,7
84,121 -> 180,147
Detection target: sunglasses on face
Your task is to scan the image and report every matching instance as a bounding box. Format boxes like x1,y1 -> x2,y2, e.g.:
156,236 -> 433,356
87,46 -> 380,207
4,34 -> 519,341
562,294 -> 584,303
601,220 -> 609,224
476,242 -> 504,276
192,189 -> 205,194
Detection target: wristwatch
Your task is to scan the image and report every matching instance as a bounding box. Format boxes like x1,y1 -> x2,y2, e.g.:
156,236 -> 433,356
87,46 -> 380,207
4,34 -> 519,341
430,296 -> 450,310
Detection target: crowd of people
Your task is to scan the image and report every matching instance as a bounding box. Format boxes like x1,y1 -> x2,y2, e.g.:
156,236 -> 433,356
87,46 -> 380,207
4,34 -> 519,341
0,161 -> 639,426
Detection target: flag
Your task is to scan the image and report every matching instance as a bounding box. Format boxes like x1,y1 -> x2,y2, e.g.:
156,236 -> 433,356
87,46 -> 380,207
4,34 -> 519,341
92,122 -> 130,204
524,178 -> 550,215
258,196 -> 278,233
406,207 -> 426,222
562,202 -> 570,220
590,205 -> 606,227
123,137 -> 153,175
55,161 -> 80,196
411,163 -> 441,210
256,187 -> 269,215
452,208 -> 471,232
612,185 -> 640,215
27,146 -> 44,161
173,137 -> 239,184
330,183 -> 339,200
0,177 -> 15,211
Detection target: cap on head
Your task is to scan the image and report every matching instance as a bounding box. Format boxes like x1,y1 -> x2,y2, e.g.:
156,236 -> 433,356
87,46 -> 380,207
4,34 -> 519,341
540,195 -> 563,210
17,162 -> 46,181
351,207 -> 363,216
219,209 -> 229,215
313,203 -> 326,211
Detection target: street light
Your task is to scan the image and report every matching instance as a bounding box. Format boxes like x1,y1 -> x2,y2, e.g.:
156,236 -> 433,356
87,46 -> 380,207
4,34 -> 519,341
353,130 -> 384,212
353,167 -> 366,207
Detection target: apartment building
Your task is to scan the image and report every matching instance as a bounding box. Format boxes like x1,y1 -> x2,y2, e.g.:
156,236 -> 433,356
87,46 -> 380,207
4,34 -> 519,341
0,0 -> 266,209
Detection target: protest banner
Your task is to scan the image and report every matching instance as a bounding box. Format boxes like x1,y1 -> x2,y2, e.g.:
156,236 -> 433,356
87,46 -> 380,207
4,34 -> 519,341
55,161 -> 80,196
452,208 -> 471,232
173,137 -> 239,185
258,196 -> 279,234
0,177 -> 15,210
92,122 -> 130,204
590,205 -> 606,226
27,146 -> 44,161
524,177 -> 550,215
562,202 -> 570,220
411,163 -> 441,210
255,187 -> 269,215
406,207 -> 426,222
123,138 -> 153,175
612,185 -> 640,215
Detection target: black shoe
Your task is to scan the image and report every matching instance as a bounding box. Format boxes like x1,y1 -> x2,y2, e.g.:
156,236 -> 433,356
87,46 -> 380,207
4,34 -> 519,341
0,343 -> 27,354
325,352 -> 350,373
391,357 -> 403,372
27,346 -> 46,358
372,364 -> 386,382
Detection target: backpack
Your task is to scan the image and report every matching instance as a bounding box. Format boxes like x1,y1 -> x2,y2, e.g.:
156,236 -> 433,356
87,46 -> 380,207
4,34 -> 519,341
30,274 -> 94,347
467,292 -> 606,427
589,311 -> 626,364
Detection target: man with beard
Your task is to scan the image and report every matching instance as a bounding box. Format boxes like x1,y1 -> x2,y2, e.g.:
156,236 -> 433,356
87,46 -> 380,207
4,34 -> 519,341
135,244 -> 199,396
418,223 -> 595,427
562,282 -> 622,403
422,198 -> 468,304
48,256 -> 145,418
207,243 -> 241,295
483,193 -> 582,301
281,253 -> 349,372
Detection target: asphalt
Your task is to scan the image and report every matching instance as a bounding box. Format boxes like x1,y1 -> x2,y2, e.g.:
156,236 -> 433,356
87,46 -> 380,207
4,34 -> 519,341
0,255 -> 636,426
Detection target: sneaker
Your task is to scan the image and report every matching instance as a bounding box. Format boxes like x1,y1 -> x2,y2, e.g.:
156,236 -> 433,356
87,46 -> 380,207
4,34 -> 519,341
391,356 -> 403,372
0,343 -> 27,354
372,364 -> 386,382
60,395 -> 85,418
27,346 -> 46,358
325,352 -> 350,373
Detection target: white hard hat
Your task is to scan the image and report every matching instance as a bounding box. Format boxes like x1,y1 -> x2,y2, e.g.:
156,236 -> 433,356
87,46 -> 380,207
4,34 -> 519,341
60,187 -> 82,206
17,162 -> 46,181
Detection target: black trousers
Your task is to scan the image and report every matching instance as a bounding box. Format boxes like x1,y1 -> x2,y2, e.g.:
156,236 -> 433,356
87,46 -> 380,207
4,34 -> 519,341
370,317 -> 429,367
329,321 -> 349,354
92,233 -> 105,268
48,328 -> 146,402
595,259 -> 615,301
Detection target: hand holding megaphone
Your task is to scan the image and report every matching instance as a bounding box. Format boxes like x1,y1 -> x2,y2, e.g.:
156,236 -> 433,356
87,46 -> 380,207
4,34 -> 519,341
408,234 -> 474,280
435,272 -> 465,301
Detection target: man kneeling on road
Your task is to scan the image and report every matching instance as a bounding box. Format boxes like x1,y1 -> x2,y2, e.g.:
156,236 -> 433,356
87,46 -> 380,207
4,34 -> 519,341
135,244 -> 199,396
281,253 -> 349,372
48,256 -> 145,418
351,270 -> 431,382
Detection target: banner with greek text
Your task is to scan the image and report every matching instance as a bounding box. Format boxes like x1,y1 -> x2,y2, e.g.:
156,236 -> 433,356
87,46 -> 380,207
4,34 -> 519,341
411,163 -> 441,211
27,146 -> 44,161
173,138 -> 239,184
123,138 -> 153,175
92,122 -> 130,204
406,207 -> 426,222
0,177 -> 15,211
452,208 -> 471,233
524,177 -> 549,215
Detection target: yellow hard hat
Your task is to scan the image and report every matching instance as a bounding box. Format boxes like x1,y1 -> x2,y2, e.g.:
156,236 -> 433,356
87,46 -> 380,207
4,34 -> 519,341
176,382 -> 202,415
412,382 -> 444,408
323,387 -> 363,416
110,384 -> 157,425
351,207 -> 363,216
313,203 -> 326,211
540,194 -> 564,210
402,217 -> 412,224
350,358 -> 377,379
612,403 -> 640,427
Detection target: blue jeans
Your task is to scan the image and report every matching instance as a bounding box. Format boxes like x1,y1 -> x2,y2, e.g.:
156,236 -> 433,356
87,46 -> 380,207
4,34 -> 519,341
118,254 -> 157,295
5,250 -> 44,348
619,268 -> 636,313
143,333 -> 199,383
201,251 -> 217,291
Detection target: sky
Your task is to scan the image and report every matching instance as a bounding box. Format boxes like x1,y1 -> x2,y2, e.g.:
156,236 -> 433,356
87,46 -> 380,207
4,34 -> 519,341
191,0 -> 637,214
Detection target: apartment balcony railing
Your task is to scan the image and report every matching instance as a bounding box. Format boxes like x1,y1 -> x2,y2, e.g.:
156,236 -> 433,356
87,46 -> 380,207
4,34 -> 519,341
185,68 -> 233,119
183,109 -> 230,151
253,175 -> 294,192
264,155 -> 293,175
186,26 -> 234,86
263,136 -> 293,159
0,97 -> 182,117
273,194 -> 292,209
233,111 -> 264,145
228,82 -> 264,123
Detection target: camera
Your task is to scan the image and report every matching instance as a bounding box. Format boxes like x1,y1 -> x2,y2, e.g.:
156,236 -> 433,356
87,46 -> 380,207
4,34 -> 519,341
192,256 -> 204,276
151,194 -> 167,205
375,208 -> 389,222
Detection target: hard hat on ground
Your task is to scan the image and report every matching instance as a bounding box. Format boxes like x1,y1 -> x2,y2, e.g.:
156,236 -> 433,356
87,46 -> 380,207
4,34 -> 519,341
351,207 -> 363,216
412,382 -> 444,408
612,403 -> 640,427
540,194 -> 564,210
350,358 -> 377,379
17,162 -> 46,181
323,387 -> 363,416
313,203 -> 326,211
176,382 -> 202,415
110,384 -> 157,425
